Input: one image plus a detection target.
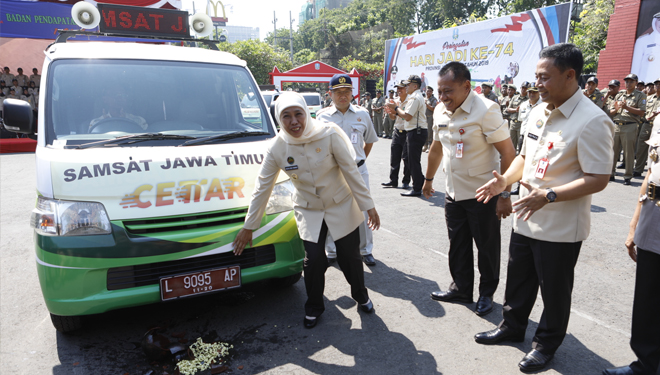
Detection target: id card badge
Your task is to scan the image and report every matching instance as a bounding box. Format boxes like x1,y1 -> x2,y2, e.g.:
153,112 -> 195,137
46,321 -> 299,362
456,141 -> 464,158
351,132 -> 359,144
535,157 -> 549,179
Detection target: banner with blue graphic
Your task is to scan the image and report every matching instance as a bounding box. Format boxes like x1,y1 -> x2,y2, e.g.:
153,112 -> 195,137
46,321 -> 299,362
0,1 -> 83,39
384,2 -> 572,96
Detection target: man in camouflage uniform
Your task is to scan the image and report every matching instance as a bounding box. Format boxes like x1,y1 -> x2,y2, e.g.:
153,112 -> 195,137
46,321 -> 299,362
634,78 -> 660,177
583,77 -> 604,109
610,74 -> 647,185
505,82 -> 529,150
480,82 -> 499,103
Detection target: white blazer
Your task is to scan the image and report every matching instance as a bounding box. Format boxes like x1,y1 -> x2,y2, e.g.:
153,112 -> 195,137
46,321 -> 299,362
244,130 -> 375,242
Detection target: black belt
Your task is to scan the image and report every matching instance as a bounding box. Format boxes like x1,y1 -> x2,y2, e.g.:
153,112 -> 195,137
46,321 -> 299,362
357,160 -> 365,168
616,121 -> 637,126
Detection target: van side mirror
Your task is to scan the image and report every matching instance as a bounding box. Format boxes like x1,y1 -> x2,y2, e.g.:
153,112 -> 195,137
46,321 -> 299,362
3,99 -> 35,134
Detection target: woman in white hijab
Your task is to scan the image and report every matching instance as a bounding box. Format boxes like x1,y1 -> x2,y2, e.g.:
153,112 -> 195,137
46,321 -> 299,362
233,92 -> 380,328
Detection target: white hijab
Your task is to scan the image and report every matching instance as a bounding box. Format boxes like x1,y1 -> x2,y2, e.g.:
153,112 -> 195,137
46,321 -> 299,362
275,92 -> 356,160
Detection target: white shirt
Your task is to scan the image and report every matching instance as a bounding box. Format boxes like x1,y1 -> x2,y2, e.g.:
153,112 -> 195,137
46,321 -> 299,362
316,104 -> 378,162
403,89 -> 427,131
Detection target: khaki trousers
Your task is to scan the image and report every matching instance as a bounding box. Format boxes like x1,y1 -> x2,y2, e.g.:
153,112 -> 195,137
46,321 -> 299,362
611,123 -> 638,180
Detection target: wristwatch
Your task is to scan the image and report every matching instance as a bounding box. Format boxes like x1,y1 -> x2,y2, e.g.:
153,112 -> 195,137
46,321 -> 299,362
545,188 -> 557,203
500,191 -> 511,199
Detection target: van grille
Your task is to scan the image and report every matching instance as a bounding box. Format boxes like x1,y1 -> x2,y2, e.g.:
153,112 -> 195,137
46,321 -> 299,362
122,209 -> 248,235
106,245 -> 275,291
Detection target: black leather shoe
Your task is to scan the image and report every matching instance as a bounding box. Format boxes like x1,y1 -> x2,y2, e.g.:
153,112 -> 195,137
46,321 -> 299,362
618,162 -> 625,169
624,179 -> 632,185
609,176 -> 616,182
359,299 -> 375,313
362,254 -> 376,266
303,316 -> 318,329
430,290 -> 473,303
633,172 -> 642,177
400,183 -> 411,189
475,296 -> 493,316
602,366 -> 634,375
474,327 -> 524,345
381,181 -> 398,188
401,190 -> 422,197
518,349 -> 553,373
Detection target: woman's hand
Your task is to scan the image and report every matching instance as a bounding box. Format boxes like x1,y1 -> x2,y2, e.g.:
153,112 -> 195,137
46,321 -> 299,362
232,228 -> 253,256
367,208 -> 380,230
625,228 -> 637,262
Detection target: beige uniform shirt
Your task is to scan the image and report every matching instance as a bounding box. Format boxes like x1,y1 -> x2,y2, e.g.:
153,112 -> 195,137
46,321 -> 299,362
316,104 -> 378,162
612,89 -> 647,125
508,94 -> 528,123
244,129 -> 374,242
29,74 -> 41,87
393,97 -> 408,130
14,74 -> 29,87
516,88 -> 615,242
583,88 -> 604,110
403,89 -> 427,131
644,93 -> 659,122
433,90 -> 510,201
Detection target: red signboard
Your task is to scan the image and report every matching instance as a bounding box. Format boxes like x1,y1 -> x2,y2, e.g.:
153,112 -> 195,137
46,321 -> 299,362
97,3 -> 189,38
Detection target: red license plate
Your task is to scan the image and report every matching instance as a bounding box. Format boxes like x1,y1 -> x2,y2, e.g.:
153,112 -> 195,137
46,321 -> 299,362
160,266 -> 241,301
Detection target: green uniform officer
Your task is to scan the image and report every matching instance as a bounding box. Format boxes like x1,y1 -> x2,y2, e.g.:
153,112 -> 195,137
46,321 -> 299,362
505,82 -> 529,150
583,77 -> 604,109
610,74 -> 647,184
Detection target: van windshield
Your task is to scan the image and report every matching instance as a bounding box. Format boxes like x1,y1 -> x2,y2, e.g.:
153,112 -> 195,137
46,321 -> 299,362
45,59 -> 274,147
302,95 -> 320,106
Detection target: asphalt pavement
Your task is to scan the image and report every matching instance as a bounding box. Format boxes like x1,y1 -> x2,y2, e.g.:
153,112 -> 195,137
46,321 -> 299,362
0,138 -> 644,375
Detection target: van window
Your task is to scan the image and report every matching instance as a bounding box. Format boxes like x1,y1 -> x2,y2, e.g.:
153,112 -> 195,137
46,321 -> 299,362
45,59 -> 273,146
302,95 -> 320,106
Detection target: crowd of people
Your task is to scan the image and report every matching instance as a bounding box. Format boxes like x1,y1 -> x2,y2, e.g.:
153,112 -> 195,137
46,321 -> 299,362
0,66 -> 41,138
234,43 -> 658,375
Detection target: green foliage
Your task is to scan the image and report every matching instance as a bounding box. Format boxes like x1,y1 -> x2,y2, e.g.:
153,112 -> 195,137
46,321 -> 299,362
294,48 -> 317,65
216,39 -> 293,85
338,57 -> 383,80
572,0 -> 615,73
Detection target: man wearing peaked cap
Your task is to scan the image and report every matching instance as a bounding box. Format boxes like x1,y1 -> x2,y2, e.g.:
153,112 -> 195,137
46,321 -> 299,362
480,82 -> 499,104
584,76 -> 604,109
385,74 -> 428,196
609,73 -> 647,185
604,80 -> 621,117
317,73 -> 379,267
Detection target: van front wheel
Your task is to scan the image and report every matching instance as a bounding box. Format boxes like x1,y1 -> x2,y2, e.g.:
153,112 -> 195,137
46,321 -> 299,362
272,272 -> 302,288
50,313 -> 82,333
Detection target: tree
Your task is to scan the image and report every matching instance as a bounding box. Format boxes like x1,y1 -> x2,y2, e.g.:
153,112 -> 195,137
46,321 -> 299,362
572,0 -> 615,73
216,39 -> 293,84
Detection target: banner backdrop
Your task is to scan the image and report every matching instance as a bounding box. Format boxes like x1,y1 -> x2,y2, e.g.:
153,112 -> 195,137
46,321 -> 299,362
384,2 -> 572,96
631,0 -> 660,84
0,0 -> 182,40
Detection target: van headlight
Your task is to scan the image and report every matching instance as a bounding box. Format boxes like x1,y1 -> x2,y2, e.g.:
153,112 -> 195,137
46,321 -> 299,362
30,196 -> 112,236
265,180 -> 295,215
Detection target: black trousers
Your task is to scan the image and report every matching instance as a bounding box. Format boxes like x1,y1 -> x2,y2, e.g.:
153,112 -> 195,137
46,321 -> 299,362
629,248 -> 660,375
445,196 -> 500,298
500,232 -> 581,355
406,128 -> 427,191
389,129 -> 411,185
302,221 -> 369,317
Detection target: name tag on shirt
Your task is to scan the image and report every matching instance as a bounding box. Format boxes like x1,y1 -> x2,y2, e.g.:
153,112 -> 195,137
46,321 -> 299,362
456,142 -> 464,158
285,165 -> 298,171
535,158 -> 549,179
437,123 -> 448,128
351,132 -> 359,144
528,133 -> 539,141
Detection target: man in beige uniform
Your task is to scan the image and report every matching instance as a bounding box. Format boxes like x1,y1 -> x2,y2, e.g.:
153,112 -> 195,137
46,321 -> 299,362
474,43 -> 614,373
423,62 -> 515,317
610,74 -> 647,185
583,77 -> 604,109
634,78 -> 660,177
